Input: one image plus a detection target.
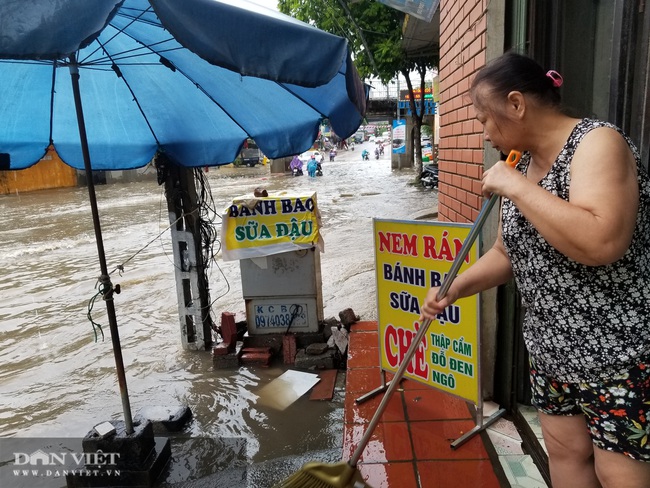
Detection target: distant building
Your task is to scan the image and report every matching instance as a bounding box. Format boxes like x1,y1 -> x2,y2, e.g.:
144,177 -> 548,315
0,145 -> 77,194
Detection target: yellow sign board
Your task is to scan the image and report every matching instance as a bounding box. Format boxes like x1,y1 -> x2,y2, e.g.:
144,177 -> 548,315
221,193 -> 323,261
374,219 -> 480,404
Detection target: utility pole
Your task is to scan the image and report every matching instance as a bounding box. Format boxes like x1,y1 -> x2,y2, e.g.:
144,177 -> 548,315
160,158 -> 213,351
396,77 -> 400,121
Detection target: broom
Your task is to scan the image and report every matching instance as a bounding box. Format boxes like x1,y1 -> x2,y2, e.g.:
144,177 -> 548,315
275,151 -> 522,488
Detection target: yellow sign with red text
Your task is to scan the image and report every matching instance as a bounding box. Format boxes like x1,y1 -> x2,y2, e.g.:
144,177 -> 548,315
374,219 -> 480,404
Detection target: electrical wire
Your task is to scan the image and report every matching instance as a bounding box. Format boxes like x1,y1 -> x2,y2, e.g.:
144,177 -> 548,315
110,206 -> 198,276
285,304 -> 304,336
192,168 -> 231,332
87,287 -> 106,342
85,164 -> 236,342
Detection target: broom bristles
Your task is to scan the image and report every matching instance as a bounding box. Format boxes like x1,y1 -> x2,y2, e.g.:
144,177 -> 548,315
273,461 -> 357,488
275,470 -> 336,488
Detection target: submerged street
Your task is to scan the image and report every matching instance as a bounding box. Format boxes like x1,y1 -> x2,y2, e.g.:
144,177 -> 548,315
0,141 -> 437,486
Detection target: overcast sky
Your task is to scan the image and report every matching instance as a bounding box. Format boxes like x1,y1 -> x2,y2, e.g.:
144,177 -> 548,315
243,0 -> 279,11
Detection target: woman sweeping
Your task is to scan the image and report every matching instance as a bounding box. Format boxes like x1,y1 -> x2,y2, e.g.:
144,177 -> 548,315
421,52 -> 650,487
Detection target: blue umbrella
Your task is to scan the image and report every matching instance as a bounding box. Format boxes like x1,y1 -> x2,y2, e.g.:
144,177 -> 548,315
0,0 -> 366,434
0,0 -> 366,170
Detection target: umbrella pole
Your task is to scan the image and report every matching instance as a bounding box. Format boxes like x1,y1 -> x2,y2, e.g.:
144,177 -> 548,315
68,56 -> 134,434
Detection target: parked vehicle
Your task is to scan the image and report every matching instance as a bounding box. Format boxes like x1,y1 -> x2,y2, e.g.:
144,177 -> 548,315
364,126 -> 376,140
299,150 -> 321,164
240,138 -> 262,166
421,164 -> 438,189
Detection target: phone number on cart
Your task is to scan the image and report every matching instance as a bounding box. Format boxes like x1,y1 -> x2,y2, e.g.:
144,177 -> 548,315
254,304 -> 308,328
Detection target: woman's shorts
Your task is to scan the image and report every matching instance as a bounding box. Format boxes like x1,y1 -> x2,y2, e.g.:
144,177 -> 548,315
529,360 -> 650,462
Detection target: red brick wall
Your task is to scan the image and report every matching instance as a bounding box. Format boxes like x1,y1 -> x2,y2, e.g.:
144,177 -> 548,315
438,0 -> 487,222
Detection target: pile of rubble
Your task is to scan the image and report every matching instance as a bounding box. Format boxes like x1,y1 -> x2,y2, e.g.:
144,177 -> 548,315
212,308 -> 360,370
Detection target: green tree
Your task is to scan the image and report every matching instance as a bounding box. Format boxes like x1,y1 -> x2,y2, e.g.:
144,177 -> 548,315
278,0 -> 438,172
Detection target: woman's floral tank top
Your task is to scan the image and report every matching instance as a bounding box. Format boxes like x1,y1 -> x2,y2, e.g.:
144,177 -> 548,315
501,118 -> 650,383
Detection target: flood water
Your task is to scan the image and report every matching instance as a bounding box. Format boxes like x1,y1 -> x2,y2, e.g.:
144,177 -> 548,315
0,141 -> 437,486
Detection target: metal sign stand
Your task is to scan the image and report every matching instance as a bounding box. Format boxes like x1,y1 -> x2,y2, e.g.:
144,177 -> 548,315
355,361 -> 506,449
354,369 -> 388,404
451,403 -> 506,449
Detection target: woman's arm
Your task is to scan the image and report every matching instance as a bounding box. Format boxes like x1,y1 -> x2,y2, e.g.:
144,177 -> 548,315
420,230 -> 513,320
484,128 -> 639,266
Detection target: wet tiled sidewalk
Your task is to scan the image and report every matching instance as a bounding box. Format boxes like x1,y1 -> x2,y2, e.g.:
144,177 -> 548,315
342,321 -> 505,487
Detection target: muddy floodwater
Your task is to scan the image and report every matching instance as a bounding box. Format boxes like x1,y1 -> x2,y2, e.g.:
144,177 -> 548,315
0,142 -> 437,486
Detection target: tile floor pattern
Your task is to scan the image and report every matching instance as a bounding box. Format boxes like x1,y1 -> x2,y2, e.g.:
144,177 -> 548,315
344,321 -> 548,488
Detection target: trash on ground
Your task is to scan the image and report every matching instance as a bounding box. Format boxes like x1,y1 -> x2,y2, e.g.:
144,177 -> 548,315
256,369 -> 320,410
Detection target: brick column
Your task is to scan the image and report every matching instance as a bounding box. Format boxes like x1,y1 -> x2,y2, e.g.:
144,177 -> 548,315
438,0 -> 488,223
439,0 -> 507,401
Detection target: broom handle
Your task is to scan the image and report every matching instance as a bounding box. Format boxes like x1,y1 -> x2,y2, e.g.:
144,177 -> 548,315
350,150 -> 521,466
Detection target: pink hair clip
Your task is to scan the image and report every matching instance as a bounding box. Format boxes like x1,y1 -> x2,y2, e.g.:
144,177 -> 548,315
546,70 -> 563,88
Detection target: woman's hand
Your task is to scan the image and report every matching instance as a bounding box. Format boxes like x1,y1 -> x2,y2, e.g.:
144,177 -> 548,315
481,159 -> 523,199
419,285 -> 459,322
